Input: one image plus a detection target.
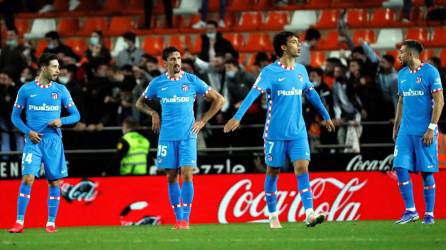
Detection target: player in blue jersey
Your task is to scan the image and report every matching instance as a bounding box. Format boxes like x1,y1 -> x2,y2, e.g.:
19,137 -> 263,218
393,40 -> 444,225
136,47 -> 225,229
7,53 -> 80,233
224,31 -> 335,228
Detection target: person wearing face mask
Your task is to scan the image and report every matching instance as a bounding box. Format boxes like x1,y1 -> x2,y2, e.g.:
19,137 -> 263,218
43,31 -> 80,62
198,20 -> 236,63
84,31 -> 111,78
116,32 -> 144,68
59,64 -> 86,131
19,67 -> 36,86
0,30 -> 28,84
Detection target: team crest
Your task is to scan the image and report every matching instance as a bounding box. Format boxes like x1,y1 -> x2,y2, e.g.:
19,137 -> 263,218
416,77 -> 422,84
267,154 -> 273,162
297,74 -> 303,83
182,84 -> 189,92
51,92 -> 59,100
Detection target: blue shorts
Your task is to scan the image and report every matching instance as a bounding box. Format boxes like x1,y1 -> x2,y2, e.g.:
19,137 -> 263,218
156,138 -> 197,169
22,134 -> 68,180
264,138 -> 310,167
394,133 -> 438,172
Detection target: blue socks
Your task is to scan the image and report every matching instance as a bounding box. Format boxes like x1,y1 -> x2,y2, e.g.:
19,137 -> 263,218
17,183 -> 31,222
181,181 -> 194,222
264,175 -> 278,214
168,182 -> 183,222
395,168 -> 416,211
48,186 -> 61,223
297,173 -> 313,211
422,173 -> 435,215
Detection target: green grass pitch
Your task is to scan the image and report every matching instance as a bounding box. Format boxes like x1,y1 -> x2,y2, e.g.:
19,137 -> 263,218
1,221 -> 445,250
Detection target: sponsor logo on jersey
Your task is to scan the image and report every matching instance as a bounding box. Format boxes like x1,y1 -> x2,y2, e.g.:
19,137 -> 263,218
402,88 -> 424,97
416,77 -> 422,84
297,74 -> 303,82
52,92 -> 59,100
161,95 -> 190,103
182,84 -> 189,92
277,87 -> 303,96
28,103 -> 60,111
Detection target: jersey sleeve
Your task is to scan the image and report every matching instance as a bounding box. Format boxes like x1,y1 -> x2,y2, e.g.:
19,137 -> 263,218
397,72 -> 403,96
142,80 -> 158,100
192,75 -> 211,96
61,85 -> 76,109
252,70 -> 271,93
428,67 -> 443,93
13,85 -> 27,110
301,66 -> 315,93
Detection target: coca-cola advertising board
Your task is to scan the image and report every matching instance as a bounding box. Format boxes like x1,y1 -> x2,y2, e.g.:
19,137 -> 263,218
1,172 -> 445,228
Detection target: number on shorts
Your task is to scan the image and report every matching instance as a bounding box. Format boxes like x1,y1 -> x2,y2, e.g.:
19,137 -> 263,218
268,141 -> 274,154
22,153 -> 32,164
394,146 -> 398,157
158,145 -> 167,157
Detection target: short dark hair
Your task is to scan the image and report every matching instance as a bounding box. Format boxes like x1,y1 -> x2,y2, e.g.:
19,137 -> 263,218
309,67 -> 324,77
122,32 -> 136,43
142,54 -> 159,64
45,31 -> 60,40
382,54 -> 395,65
38,53 -> 59,68
273,31 -> 298,57
305,28 -> 321,41
123,117 -> 139,129
206,20 -> 218,27
92,30 -> 103,38
225,58 -> 239,67
326,57 -> 342,67
162,46 -> 180,60
254,52 -> 269,65
402,39 -> 424,54
60,64 -> 78,74
352,46 -> 365,55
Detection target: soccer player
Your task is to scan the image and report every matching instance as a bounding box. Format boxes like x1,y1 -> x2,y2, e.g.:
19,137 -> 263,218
136,47 -> 225,229
8,53 -> 80,233
224,31 -> 336,229
393,40 -> 444,224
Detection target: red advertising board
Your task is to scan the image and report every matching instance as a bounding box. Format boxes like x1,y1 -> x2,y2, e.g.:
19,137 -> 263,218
0,172 -> 445,228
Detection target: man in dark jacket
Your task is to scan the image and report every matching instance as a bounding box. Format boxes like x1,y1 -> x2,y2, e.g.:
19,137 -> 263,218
0,30 -> 27,83
44,31 -> 80,62
198,20 -> 236,62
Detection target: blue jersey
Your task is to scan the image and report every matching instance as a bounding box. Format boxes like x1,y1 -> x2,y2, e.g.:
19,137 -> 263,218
13,80 -> 76,136
398,63 -> 443,135
253,61 -> 313,140
143,71 -> 210,141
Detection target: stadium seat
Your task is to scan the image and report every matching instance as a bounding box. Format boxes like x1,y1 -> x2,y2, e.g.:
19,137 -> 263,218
234,12 -> 262,31
305,0 -> 332,9
228,0 -> 252,11
241,33 -> 272,52
185,35 -> 201,53
310,51 -> 326,68
223,33 -> 245,52
57,18 -> 79,36
208,0 -> 219,12
369,8 -> 397,27
427,27 -> 446,47
78,18 -> 108,36
112,36 -> 142,57
14,19 -> 29,36
441,49 -> 446,67
317,31 -> 340,50
420,49 -> 434,62
54,0 -> 68,11
107,17 -> 135,36
405,28 -> 429,44
253,0 -> 273,10
346,9 -> 368,28
284,10 -> 317,31
24,18 -> 57,39
179,14 -> 202,32
64,38 -> 87,57
166,36 -> 187,52
371,29 -> 403,49
128,0 -> 144,11
331,0 -> 355,8
173,0 -> 201,15
35,40 -> 48,58
315,10 -> 339,29
352,30 -> 376,45
142,36 -> 164,55
104,0 -> 123,12
263,11 -> 290,30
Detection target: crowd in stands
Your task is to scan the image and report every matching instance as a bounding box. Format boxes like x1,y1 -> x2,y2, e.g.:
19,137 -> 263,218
1,0 -> 446,154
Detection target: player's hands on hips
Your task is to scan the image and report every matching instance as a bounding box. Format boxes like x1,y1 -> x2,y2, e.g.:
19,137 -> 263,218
28,130 -> 43,144
423,129 -> 435,146
151,112 -> 160,134
48,119 -> 62,128
224,118 -> 240,133
192,120 -> 206,134
321,120 -> 336,132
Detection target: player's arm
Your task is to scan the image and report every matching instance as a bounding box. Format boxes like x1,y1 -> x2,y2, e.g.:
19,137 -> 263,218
423,91 -> 444,145
305,88 -> 335,132
11,88 -> 43,143
49,87 -> 80,127
223,88 -> 261,133
393,95 -> 403,141
192,88 -> 225,134
135,94 -> 160,134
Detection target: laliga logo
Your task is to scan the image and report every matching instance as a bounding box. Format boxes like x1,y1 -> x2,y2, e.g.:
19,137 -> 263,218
61,179 -> 98,202
217,178 -> 367,223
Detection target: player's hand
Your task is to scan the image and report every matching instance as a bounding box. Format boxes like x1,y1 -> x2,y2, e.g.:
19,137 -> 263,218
321,120 -> 336,133
224,118 -> 241,133
192,120 -> 206,134
28,130 -> 43,144
392,126 -> 399,142
151,112 -> 160,134
423,129 -> 435,146
48,119 -> 62,128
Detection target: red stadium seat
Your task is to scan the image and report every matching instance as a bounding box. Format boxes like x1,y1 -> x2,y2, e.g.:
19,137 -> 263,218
420,49 -> 434,62
57,18 -> 79,36
305,0 -> 332,9
35,40 -> 48,58
107,16 -> 135,36
263,11 -> 290,30
143,36 -> 164,55
405,28 -> 429,44
310,51 -> 326,68
370,8 -> 397,27
352,30 -> 376,45
228,0 -> 252,11
208,0 -> 220,12
64,38 -> 87,57
441,49 -> 446,67
185,35 -> 201,53
315,10 -> 339,29
78,18 -> 108,36
54,0 -> 68,12
14,19 -> 29,36
166,36 -> 186,52
317,31 -> 339,50
223,33 -> 245,52
234,12 -> 262,31
427,27 -> 446,47
346,9 -> 368,28
241,33 -> 272,52
128,0 -> 144,11
104,0 -> 123,12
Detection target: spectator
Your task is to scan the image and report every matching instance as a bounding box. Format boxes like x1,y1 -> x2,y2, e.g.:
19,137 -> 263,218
116,32 -> 144,68
250,52 -> 271,76
44,31 -> 80,62
376,54 -> 398,117
139,54 -> 162,80
59,64 -> 86,131
84,30 -> 111,77
0,30 -> 28,83
192,0 -> 227,29
197,20 -> 236,63
19,66 -> 37,86
0,0 -> 17,44
402,0 -> 434,22
426,56 -> 446,88
297,27 -> 321,66
323,57 -> 342,89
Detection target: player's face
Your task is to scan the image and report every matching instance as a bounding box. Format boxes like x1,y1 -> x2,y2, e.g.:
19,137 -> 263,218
165,52 -> 182,74
43,59 -> 60,81
284,36 -> 301,58
399,45 -> 410,65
